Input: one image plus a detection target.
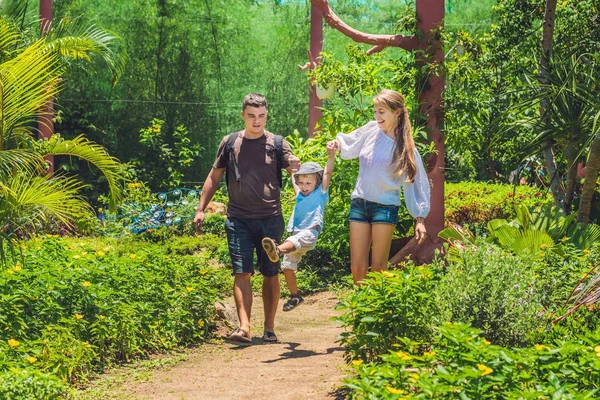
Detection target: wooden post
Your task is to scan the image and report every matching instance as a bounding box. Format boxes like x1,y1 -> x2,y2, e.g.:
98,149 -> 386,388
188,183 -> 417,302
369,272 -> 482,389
308,4 -> 324,138
39,0 -> 54,173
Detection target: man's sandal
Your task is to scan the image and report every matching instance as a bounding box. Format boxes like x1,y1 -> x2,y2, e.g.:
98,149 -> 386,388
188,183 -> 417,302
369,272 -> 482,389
262,331 -> 278,343
282,294 -> 304,312
229,327 -> 252,343
261,237 -> 280,263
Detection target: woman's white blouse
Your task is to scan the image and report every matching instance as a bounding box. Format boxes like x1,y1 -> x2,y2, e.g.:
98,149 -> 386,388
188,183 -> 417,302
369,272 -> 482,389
336,120 -> 431,218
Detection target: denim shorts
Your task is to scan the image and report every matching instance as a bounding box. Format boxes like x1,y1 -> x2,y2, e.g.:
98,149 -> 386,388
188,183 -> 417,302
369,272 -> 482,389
349,198 -> 399,225
225,215 -> 284,277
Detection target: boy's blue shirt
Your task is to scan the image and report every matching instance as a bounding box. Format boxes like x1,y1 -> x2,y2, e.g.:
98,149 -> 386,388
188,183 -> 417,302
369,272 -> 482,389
286,184 -> 329,232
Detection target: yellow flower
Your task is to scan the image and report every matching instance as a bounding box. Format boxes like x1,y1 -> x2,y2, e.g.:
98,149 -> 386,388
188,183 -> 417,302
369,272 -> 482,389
75,314 -> 84,320
99,315 -> 106,320
409,372 -> 420,382
594,345 -> 600,353
96,251 -> 105,257
423,351 -> 437,357
386,386 -> 404,394
27,356 -> 37,363
82,341 -> 91,348
396,352 -> 412,361
8,339 -> 19,348
82,281 -> 91,288
198,320 -> 205,327
81,251 -> 87,256
535,344 -> 550,351
130,254 -> 137,259
73,255 -> 81,259
13,265 -> 21,272
483,339 -> 491,345
46,326 -> 53,331
477,363 -> 493,376
186,287 -> 194,292
98,207 -> 104,213
382,271 -> 393,278
351,360 -> 363,366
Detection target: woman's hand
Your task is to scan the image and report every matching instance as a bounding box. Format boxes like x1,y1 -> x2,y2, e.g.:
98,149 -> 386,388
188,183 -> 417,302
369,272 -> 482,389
415,217 -> 427,244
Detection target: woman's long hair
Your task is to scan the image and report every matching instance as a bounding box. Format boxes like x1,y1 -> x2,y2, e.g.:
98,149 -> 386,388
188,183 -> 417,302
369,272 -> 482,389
373,89 -> 417,182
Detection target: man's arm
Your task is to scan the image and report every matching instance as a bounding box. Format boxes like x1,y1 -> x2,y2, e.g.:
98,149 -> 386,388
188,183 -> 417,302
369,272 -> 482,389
194,167 -> 225,233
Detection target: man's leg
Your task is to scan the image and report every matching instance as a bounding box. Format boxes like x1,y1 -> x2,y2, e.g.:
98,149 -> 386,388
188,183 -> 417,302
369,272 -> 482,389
233,273 -> 253,334
225,217 -> 256,340
262,275 -> 280,333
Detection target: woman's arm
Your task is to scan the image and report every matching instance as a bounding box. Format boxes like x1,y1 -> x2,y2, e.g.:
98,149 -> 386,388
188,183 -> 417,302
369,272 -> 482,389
403,150 -> 431,243
334,121 -> 378,160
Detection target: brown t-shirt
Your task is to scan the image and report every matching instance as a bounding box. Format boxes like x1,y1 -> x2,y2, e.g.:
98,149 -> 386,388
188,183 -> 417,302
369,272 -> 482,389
213,131 -> 292,219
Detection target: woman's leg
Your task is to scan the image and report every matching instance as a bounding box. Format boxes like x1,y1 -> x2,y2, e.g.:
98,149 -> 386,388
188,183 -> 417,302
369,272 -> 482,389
349,221 -> 372,285
370,223 -> 396,272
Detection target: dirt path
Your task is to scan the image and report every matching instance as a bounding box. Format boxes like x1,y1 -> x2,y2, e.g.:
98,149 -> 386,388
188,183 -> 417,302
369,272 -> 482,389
79,292 -> 348,400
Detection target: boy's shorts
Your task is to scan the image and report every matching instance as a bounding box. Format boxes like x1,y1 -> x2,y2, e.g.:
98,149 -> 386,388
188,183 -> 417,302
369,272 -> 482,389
281,228 -> 319,271
225,215 -> 284,277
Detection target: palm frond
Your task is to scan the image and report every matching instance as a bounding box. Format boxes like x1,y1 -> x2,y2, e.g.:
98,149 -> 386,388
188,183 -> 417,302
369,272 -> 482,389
0,39 -> 63,147
0,15 -> 20,55
42,19 -> 127,86
0,171 -> 92,233
37,134 -> 124,210
0,148 -> 44,178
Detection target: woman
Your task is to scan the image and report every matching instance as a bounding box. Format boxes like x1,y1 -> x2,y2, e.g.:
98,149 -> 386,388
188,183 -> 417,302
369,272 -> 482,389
329,89 -> 430,284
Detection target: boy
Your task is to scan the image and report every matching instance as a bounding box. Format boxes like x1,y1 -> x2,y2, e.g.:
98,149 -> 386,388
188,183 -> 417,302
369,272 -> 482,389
261,144 -> 335,311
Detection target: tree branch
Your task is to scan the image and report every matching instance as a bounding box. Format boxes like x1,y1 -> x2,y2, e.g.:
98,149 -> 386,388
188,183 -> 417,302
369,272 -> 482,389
310,0 -> 419,53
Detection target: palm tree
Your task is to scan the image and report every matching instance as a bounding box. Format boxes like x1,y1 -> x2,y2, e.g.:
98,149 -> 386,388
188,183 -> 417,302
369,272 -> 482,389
0,11 -> 126,261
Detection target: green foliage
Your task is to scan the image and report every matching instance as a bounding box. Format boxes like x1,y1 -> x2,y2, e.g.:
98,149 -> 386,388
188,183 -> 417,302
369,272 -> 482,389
345,322 -> 600,399
336,267 -> 440,362
0,369 -> 72,400
134,118 -> 202,190
201,214 -> 226,236
444,182 -> 553,235
0,235 -> 230,391
435,244 -> 545,347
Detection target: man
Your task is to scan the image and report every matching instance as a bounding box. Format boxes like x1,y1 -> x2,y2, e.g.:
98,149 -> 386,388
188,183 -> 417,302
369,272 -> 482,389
194,93 -> 300,344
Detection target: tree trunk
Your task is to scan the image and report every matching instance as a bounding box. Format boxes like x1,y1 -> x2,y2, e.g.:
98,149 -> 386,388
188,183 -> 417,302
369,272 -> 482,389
538,0 -> 565,209
563,135 -> 581,210
577,132 -> 600,224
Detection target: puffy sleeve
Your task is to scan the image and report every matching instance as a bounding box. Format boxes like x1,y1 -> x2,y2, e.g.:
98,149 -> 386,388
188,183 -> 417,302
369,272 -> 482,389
402,149 -> 430,218
336,121 -> 378,160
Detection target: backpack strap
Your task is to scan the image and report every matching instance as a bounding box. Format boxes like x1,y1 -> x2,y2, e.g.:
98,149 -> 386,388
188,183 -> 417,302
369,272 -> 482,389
224,131 -> 241,191
274,135 -> 284,188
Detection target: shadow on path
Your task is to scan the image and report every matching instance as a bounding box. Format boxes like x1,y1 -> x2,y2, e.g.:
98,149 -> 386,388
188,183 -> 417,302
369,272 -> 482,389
262,342 -> 344,363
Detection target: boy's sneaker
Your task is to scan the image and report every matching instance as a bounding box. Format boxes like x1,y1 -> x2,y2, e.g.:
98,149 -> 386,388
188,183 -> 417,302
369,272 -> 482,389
283,293 -> 304,312
261,237 -> 280,263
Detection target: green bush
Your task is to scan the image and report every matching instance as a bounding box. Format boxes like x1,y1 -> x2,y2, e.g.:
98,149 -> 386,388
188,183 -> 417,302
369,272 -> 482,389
445,182 -> 553,235
336,266 -> 441,362
0,235 -> 230,391
435,244 -> 544,347
201,214 -> 226,236
0,369 -> 71,400
345,322 -> 600,399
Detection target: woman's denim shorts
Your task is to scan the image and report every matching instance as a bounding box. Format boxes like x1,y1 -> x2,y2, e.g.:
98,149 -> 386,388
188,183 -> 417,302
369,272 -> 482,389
349,198 -> 399,225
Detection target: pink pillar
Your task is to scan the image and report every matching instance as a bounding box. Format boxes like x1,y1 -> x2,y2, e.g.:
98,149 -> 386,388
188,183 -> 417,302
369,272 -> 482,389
39,0 -> 54,173
416,0 -> 445,240
308,4 -> 323,138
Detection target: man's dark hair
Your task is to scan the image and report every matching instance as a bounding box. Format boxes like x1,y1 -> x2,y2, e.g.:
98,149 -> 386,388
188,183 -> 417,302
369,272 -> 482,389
242,93 -> 268,111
